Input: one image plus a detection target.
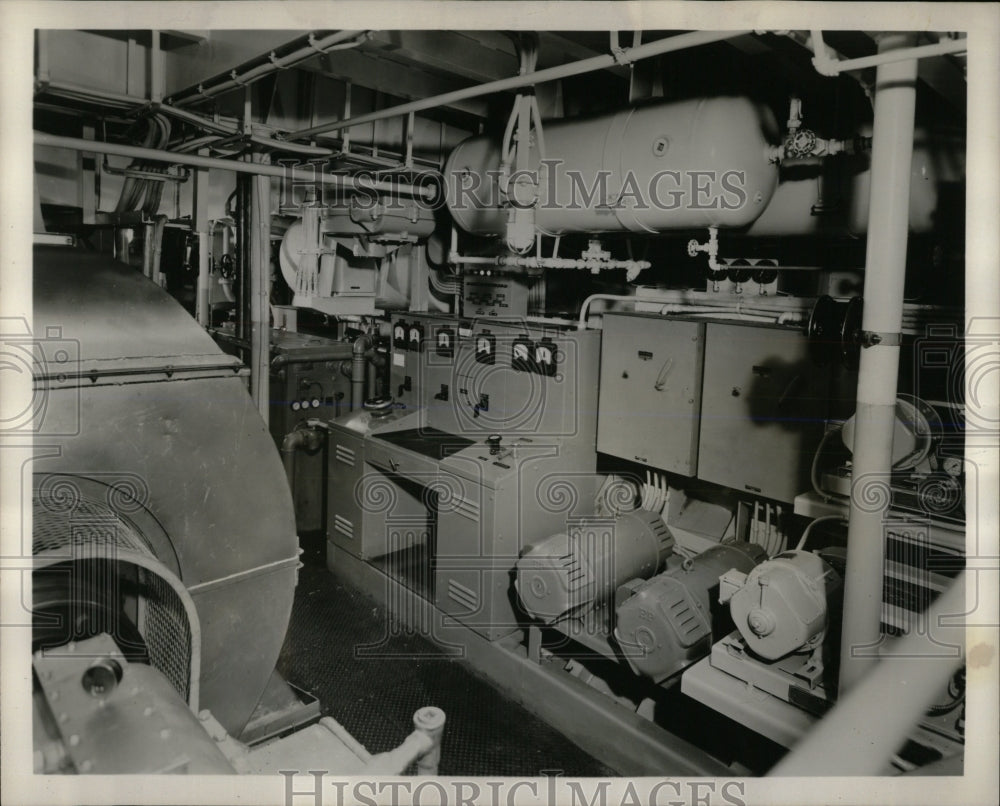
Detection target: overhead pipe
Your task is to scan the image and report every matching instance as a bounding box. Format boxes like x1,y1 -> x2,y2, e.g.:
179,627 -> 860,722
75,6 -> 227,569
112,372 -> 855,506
286,29 -> 751,141
34,132 -> 436,200
158,105 -> 334,156
168,31 -> 370,107
838,34 -> 920,693
34,79 -> 330,156
810,30 -> 967,77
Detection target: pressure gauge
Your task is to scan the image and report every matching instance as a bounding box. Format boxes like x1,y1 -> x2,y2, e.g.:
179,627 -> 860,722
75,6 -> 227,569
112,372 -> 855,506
393,320 -> 408,349
512,334 -> 533,371
436,326 -> 454,358
535,337 -> 557,376
475,330 -> 496,365
408,322 -> 424,352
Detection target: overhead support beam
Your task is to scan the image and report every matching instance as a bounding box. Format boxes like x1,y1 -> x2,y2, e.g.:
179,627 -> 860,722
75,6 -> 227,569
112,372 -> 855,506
838,33 -> 920,693
365,30 -> 518,84
286,29 -> 750,141
299,48 -> 491,119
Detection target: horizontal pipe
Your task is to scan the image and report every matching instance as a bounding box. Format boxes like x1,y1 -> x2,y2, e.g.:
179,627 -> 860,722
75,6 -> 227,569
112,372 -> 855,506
34,132 -> 436,199
36,80 -> 334,156
811,30 -> 967,76
450,253 -> 650,272
37,78 -> 145,108
287,29 -> 750,141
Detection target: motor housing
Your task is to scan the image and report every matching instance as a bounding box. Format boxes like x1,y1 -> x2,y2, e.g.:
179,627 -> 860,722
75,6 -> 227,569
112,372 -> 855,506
614,542 -> 767,683
515,510 -> 674,624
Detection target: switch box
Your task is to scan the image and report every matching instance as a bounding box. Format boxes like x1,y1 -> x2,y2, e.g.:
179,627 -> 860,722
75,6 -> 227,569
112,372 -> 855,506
697,322 -> 829,502
597,314 -> 705,476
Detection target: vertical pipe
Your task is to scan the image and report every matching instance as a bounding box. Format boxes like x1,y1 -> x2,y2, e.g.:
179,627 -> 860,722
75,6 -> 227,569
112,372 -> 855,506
235,176 -> 251,344
194,149 -> 211,327
838,34 -> 919,693
141,222 -> 155,280
150,31 -> 163,105
249,159 -> 271,423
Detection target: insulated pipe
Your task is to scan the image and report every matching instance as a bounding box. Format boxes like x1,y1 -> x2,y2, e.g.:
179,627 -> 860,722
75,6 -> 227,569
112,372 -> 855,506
250,163 -> 271,423
811,31 -> 967,76
34,132 -> 436,200
287,30 -> 751,141
839,35 -> 919,693
280,426 -> 323,492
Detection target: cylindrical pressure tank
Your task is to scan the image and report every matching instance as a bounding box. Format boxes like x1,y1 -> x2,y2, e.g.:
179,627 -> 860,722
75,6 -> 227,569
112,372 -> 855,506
614,542 -> 767,683
515,510 -> 674,624
745,129 -> 965,237
445,97 -> 780,236
720,550 -> 842,660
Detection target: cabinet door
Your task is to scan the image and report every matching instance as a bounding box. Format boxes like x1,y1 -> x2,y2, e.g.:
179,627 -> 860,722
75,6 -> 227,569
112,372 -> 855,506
697,323 -> 829,502
597,315 -> 705,475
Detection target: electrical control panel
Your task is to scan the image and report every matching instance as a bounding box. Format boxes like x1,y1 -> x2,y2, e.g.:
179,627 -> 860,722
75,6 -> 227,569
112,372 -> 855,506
268,330 -> 354,532
426,319 -> 601,440
461,274 -> 530,318
597,314 -> 706,475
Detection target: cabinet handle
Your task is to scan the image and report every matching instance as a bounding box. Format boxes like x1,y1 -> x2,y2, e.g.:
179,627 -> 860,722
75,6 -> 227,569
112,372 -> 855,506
654,357 -> 674,391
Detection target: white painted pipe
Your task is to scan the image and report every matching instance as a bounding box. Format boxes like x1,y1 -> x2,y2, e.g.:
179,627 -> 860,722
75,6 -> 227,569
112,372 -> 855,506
289,30 -> 750,140
811,30 -> 967,76
838,34 -> 919,693
34,132 -> 436,200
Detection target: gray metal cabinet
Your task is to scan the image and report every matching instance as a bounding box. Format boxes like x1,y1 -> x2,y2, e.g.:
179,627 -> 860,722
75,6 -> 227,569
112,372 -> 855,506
597,314 -> 705,475
697,322 -> 828,502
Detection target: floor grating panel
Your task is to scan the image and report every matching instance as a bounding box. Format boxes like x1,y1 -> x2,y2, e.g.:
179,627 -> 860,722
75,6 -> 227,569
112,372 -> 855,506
275,534 -> 616,777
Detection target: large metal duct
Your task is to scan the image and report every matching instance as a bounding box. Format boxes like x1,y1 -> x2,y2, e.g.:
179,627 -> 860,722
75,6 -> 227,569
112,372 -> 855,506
31,245 -> 299,736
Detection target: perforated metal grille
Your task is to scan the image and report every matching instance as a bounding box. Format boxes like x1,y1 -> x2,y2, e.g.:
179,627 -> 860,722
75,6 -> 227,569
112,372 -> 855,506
138,570 -> 192,700
33,492 -> 192,701
33,495 -> 156,557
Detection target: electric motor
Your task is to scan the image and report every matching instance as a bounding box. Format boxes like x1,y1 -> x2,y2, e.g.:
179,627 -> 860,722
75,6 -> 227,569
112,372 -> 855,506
515,510 -> 674,624
614,542 -> 767,683
720,550 -> 842,660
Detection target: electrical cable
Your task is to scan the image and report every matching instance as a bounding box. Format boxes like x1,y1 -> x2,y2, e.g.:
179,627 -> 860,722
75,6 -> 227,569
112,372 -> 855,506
811,424 -> 849,503
795,515 -> 848,552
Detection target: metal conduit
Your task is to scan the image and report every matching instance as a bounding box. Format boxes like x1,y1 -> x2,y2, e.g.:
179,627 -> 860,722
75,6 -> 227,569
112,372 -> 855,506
34,132 -> 436,199
35,81 -> 330,156
838,34 -> 920,693
286,29 -> 751,141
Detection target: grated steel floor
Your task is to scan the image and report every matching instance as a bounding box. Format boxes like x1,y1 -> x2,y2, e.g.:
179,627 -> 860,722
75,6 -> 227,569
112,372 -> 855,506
275,533 -> 616,777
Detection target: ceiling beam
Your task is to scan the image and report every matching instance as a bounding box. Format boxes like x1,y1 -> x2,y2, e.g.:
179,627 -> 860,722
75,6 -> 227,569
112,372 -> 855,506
298,48 -> 490,118
364,30 -> 518,84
